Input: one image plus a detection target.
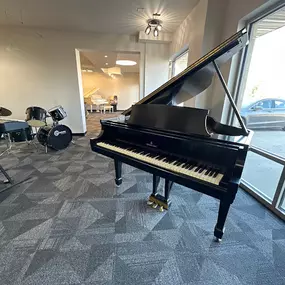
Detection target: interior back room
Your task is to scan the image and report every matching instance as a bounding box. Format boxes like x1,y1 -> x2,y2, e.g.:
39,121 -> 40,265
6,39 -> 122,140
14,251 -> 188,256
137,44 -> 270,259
0,27 -> 170,134
80,51 -> 140,116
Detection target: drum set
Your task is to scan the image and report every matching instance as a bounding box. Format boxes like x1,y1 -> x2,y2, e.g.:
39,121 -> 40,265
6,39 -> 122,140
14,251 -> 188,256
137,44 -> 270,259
25,106 -> 73,152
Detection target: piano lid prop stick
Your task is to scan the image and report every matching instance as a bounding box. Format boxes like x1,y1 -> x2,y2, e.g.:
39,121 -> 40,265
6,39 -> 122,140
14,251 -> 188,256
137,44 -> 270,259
212,60 -> 248,135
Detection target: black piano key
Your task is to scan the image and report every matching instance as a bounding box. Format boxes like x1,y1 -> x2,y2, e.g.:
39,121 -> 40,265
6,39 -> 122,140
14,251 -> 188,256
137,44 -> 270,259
173,161 -> 181,166
205,168 -> 212,175
209,170 -> 215,177
187,161 -> 195,170
195,164 -> 202,172
213,170 -> 220,178
198,165 -> 205,173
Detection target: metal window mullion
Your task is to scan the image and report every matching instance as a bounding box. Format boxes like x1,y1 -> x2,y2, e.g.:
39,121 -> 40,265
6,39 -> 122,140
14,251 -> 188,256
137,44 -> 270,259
272,165 -> 285,207
240,181 -> 285,220
250,146 -> 285,165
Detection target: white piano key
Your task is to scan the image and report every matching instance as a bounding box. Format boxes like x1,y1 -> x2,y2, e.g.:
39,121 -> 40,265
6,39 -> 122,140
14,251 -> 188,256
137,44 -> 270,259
97,142 -> 224,186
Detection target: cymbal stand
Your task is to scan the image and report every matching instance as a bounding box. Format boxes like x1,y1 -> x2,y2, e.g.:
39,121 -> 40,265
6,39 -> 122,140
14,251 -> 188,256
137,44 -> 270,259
0,133 -> 12,157
0,134 -> 12,184
0,164 -> 12,184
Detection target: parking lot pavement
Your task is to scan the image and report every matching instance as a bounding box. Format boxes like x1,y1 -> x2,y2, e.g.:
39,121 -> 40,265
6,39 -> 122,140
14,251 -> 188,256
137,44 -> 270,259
251,130 -> 285,157
242,130 -> 285,200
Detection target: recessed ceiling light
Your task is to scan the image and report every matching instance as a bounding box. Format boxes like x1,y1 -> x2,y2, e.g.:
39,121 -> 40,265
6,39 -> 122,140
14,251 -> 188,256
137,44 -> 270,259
105,63 -> 108,65
116,60 -> 137,66
105,55 -> 108,58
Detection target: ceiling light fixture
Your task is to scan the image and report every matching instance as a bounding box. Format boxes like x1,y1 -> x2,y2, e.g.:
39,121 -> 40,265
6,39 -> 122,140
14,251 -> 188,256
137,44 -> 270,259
153,27 -> 159,37
104,55 -> 108,58
116,60 -> 137,66
105,63 -> 108,65
145,13 -> 162,37
145,25 -> 151,35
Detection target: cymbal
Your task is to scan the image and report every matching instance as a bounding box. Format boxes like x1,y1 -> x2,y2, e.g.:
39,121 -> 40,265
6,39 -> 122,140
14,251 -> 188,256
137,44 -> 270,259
0,107 -> 12,116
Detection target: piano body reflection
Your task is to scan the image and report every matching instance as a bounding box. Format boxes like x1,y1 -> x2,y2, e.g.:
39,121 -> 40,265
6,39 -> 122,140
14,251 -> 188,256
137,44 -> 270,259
90,29 -> 253,240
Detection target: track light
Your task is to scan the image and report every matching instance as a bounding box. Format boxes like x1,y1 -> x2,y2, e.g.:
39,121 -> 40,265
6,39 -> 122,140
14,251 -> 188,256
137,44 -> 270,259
145,25 -> 151,35
153,27 -> 159,37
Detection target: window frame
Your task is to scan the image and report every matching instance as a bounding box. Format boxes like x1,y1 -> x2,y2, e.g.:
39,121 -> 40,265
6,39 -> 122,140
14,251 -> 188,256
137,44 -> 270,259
226,1 -> 285,221
171,48 -> 189,78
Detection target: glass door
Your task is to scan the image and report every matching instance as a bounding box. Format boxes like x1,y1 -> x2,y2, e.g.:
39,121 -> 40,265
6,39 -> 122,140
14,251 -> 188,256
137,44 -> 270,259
237,5 -> 285,219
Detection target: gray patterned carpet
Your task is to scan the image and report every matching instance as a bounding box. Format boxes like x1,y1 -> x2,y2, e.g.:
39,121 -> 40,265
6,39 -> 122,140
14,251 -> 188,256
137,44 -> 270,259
0,113 -> 284,285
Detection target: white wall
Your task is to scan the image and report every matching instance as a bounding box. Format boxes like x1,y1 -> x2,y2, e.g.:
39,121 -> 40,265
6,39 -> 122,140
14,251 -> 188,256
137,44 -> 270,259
170,0 -> 208,107
0,26 -> 170,133
169,0 -> 273,122
144,43 -> 170,96
209,0 -> 269,121
82,71 -> 139,110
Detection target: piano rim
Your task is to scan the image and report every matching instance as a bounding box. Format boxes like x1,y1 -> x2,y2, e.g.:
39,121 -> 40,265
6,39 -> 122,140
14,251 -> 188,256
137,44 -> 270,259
91,143 -> 237,201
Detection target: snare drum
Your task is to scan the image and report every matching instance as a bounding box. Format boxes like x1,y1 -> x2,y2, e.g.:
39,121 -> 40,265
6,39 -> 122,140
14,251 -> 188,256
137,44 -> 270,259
26,107 -> 47,127
48,106 -> 67,122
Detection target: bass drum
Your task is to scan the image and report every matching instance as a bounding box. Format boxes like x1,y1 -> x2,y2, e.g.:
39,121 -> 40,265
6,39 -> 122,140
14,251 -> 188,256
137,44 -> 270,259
37,125 -> 72,150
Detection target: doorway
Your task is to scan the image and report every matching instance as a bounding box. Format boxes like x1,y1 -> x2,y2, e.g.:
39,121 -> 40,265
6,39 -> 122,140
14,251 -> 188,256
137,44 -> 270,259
78,51 -> 140,133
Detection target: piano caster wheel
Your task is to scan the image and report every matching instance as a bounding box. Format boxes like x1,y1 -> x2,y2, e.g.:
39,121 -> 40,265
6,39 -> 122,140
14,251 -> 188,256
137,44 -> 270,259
215,237 -> 222,242
151,203 -> 158,209
159,206 -> 164,212
147,200 -> 153,206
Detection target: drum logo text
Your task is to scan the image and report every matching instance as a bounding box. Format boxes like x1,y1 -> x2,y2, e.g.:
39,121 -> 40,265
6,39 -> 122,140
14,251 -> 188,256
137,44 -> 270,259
54,130 -> 67,136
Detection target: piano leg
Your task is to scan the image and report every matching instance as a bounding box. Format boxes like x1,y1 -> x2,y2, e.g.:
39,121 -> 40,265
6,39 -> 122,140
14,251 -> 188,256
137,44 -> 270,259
148,177 -> 173,210
214,200 -> 231,241
114,160 -> 122,187
152,175 -> 160,195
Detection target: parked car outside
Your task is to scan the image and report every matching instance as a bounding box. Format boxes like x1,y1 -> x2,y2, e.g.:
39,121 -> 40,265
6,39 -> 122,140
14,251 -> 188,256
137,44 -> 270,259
240,98 -> 285,130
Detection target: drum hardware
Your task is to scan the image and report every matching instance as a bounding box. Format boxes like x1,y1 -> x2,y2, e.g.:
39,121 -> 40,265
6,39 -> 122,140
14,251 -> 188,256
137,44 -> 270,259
0,133 -> 13,157
0,127 -> 37,156
0,164 -> 12,184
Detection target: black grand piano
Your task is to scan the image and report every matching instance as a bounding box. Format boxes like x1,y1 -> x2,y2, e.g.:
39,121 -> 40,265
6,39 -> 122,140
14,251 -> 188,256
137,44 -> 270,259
90,28 -> 253,241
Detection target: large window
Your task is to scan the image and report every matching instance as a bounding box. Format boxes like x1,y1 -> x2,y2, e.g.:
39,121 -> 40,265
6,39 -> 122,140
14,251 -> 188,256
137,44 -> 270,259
235,4 -> 285,219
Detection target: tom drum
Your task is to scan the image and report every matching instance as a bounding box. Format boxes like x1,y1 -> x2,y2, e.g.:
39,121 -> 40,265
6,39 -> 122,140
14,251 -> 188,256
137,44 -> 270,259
26,106 -> 47,127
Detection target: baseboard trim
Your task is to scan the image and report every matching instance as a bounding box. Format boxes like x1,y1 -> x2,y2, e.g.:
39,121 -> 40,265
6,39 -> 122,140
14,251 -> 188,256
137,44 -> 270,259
72,132 -> 87,137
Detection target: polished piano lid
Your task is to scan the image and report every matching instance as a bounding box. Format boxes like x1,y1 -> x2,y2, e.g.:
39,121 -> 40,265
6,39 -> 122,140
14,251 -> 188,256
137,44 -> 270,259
0,107 -> 12,117
123,28 -> 248,116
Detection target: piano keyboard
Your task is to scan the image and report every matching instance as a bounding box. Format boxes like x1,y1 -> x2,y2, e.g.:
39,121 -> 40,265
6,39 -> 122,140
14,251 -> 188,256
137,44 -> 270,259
97,142 -> 224,185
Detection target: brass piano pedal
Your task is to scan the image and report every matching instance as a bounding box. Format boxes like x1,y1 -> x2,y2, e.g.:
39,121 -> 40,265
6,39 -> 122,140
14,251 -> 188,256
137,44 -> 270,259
159,206 -> 164,212
151,203 -> 158,209
147,200 -> 153,206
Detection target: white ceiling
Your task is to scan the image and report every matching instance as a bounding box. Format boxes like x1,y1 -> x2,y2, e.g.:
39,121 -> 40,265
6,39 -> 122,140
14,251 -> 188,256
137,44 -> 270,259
81,51 -> 140,73
0,0 -> 199,34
